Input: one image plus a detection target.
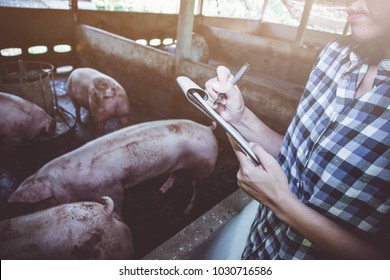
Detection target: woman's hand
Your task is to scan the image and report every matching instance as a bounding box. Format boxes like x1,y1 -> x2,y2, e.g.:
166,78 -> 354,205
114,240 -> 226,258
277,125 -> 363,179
205,65 -> 246,124
235,142 -> 294,213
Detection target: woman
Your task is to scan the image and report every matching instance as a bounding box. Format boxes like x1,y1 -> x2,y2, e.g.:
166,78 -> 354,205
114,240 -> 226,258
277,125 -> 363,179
205,0 -> 389,259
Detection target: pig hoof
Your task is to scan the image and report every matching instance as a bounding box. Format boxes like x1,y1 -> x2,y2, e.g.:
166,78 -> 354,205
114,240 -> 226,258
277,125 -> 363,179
182,183 -> 197,215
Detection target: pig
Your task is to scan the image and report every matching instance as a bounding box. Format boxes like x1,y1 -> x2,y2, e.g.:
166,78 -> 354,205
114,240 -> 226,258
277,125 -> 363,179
0,196 -> 134,259
8,119 -> 218,213
0,92 -> 56,147
66,67 -> 130,135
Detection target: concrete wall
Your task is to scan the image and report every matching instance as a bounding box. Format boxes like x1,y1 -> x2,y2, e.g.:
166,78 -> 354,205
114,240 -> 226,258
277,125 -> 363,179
0,6 -> 304,131
75,24 -> 301,134
196,24 -> 319,85
77,9 -> 179,42
198,16 -> 341,48
0,7 -> 339,86
0,7 -> 75,67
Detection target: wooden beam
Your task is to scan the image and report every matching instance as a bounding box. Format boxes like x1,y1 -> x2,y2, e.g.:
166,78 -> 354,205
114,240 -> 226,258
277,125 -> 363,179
70,0 -> 78,11
295,0 -> 314,46
70,0 -> 78,22
198,0 -> 204,16
176,0 -> 195,62
343,22 -> 350,36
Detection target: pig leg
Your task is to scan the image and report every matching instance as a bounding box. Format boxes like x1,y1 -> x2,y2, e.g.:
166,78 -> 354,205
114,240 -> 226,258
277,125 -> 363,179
183,182 -> 197,215
94,120 -> 105,136
71,99 -> 81,123
75,104 -> 81,123
118,116 -> 129,128
67,84 -> 82,123
159,173 -> 177,194
158,173 -> 196,214
159,173 -> 196,214
2,135 -> 21,148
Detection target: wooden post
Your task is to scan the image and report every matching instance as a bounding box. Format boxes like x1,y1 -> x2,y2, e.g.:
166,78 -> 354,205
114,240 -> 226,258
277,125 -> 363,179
343,22 -> 350,35
176,0 -> 195,63
70,0 -> 78,22
295,0 -> 314,46
198,0 -> 204,16
259,0 -> 269,22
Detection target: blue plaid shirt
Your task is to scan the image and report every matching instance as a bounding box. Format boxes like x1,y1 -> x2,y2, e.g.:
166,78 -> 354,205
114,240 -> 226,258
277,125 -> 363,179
242,36 -> 390,259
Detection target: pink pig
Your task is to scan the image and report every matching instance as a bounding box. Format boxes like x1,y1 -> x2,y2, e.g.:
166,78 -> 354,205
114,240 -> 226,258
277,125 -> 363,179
66,67 -> 130,135
0,92 -> 56,147
0,196 -> 134,259
8,119 -> 218,213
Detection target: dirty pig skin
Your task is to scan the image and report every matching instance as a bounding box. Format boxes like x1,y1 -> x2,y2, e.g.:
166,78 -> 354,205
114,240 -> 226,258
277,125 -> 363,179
66,67 -> 130,135
0,92 -> 56,147
0,197 -> 134,259
8,119 -> 218,213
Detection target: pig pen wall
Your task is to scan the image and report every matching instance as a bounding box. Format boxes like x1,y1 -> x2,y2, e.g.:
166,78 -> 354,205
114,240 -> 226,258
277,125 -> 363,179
75,10 -> 336,86
0,7 -> 75,68
74,24 -> 301,135
0,7 -> 335,87
77,9 -> 179,44
196,24 -> 318,86
195,16 -> 341,85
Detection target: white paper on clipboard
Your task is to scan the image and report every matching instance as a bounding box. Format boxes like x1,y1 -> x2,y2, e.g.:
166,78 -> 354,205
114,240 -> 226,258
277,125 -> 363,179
177,76 -> 260,166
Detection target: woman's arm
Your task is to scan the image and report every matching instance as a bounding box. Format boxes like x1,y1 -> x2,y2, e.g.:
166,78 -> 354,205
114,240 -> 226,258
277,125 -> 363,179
229,107 -> 283,158
236,143 -> 385,259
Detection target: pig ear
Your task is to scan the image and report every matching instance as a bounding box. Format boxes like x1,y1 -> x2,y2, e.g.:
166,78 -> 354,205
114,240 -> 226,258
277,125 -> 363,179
99,196 -> 114,217
8,177 -> 53,203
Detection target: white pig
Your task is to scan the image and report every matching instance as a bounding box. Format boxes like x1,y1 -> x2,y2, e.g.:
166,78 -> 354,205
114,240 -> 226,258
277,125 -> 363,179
0,196 -> 134,259
8,119 -> 218,213
66,67 -> 130,135
0,92 -> 56,147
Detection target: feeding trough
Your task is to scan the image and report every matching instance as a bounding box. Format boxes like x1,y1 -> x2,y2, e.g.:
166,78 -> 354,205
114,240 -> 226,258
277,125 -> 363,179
0,60 -> 76,146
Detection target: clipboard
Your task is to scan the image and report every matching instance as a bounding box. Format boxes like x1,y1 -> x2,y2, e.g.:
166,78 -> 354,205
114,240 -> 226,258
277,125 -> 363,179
177,76 -> 260,166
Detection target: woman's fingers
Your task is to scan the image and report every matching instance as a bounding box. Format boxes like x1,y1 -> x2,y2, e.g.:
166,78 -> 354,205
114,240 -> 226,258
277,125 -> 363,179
205,77 -> 219,100
249,143 -> 277,172
216,65 -> 232,83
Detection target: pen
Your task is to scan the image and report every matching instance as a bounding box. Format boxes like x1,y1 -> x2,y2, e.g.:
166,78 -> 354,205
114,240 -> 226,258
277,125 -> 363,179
213,63 -> 250,106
